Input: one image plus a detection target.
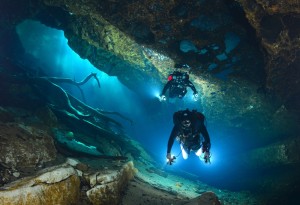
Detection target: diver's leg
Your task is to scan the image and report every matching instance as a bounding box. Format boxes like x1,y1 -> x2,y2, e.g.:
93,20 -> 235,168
180,144 -> 189,159
195,148 -> 202,157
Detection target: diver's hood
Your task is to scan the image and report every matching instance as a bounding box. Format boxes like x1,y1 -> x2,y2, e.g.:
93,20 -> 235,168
181,110 -> 191,121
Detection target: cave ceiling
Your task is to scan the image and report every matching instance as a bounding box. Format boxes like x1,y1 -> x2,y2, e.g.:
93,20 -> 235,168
0,0 -> 299,141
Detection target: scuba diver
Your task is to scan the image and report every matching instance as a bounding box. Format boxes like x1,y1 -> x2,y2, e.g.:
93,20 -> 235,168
166,109 -> 211,165
159,65 -> 198,101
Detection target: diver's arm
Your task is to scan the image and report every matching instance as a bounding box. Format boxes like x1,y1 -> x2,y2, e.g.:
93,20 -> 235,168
187,80 -> 197,94
194,118 -> 210,143
199,121 -> 211,151
161,81 -> 172,96
167,126 -> 179,154
200,123 -> 210,144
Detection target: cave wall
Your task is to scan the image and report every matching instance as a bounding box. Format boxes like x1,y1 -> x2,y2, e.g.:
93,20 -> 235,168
1,1 -> 300,201
0,0 -> 299,135
0,0 -> 299,143
1,1 -> 299,110
236,0 -> 300,112
0,0 -> 163,93
39,0 -> 300,115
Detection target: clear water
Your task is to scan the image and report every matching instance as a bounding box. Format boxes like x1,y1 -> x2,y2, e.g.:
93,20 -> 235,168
15,20 -> 295,199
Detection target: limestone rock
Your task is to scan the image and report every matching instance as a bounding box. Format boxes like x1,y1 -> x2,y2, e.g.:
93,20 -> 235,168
86,161 -> 137,205
236,0 -> 300,112
0,165 -> 80,205
0,123 -> 57,169
186,191 -> 221,205
241,136 -> 300,169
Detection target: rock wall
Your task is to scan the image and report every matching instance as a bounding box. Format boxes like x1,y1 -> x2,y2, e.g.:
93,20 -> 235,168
236,0 -> 300,112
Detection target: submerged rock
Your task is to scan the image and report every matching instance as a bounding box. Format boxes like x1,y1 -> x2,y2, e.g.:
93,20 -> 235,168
0,123 -> 57,169
186,191 -> 221,205
86,161 -> 137,205
0,164 -> 80,205
0,159 -> 137,205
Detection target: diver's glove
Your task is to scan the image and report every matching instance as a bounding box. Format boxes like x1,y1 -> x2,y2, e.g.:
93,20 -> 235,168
193,92 -> 199,101
202,142 -> 211,164
167,153 -> 172,160
166,153 -> 176,165
160,94 -> 166,101
203,151 -> 211,164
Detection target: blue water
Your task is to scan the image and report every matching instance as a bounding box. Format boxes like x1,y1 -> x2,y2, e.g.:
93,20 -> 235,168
16,20 -> 260,191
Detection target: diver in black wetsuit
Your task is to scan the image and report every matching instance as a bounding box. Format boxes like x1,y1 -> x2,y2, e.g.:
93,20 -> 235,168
166,109 -> 211,164
159,70 -> 198,101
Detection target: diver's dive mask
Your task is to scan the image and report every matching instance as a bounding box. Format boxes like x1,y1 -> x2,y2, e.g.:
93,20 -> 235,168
181,119 -> 191,128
